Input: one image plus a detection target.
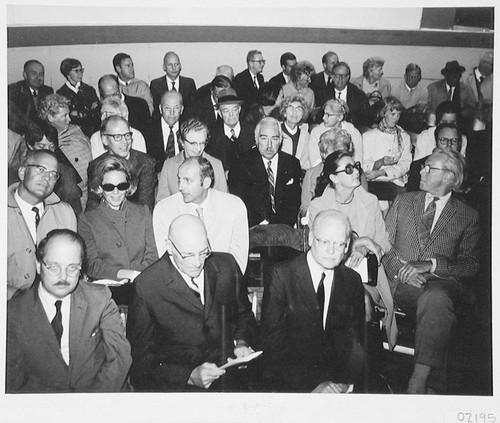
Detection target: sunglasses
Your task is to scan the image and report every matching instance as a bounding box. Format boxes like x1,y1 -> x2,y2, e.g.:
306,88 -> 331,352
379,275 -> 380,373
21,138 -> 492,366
333,161 -> 362,175
101,182 -> 130,192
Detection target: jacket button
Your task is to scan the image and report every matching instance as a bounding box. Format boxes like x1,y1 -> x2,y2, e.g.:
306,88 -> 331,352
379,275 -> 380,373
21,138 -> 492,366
116,242 -> 123,247
24,273 -> 30,279
75,157 -> 79,162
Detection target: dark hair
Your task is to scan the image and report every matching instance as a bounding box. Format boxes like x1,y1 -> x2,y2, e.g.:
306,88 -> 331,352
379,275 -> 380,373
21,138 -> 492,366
322,51 -> 337,65
405,63 -> 422,75
23,60 -> 43,72
210,75 -> 232,91
280,52 -> 296,67
113,53 -> 131,71
181,156 -> 215,189
257,82 -> 281,107
435,100 -> 461,125
180,117 -> 209,144
60,58 -> 82,77
25,119 -> 58,147
88,154 -> 137,198
332,61 -> 351,77
434,122 -> 462,147
36,229 -> 87,269
314,150 -> 353,198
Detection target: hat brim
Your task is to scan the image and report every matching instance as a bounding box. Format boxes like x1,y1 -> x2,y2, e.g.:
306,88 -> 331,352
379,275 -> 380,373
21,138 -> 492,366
217,97 -> 244,106
441,66 -> 465,75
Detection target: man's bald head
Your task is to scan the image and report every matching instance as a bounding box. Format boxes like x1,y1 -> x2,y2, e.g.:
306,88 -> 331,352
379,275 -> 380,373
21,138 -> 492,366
169,214 -> 207,245
163,51 -> 182,80
216,65 -> 234,81
98,74 -> 121,100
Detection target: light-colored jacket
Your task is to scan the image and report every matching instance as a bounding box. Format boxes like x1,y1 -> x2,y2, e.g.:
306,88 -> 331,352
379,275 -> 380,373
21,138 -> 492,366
7,183 -> 77,300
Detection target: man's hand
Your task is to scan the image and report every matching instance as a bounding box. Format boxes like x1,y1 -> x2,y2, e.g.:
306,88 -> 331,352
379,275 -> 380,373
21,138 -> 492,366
346,250 -> 366,269
233,342 -> 254,359
188,363 -> 225,389
365,169 -> 386,180
398,260 -> 432,287
352,237 -> 383,263
312,381 -> 350,393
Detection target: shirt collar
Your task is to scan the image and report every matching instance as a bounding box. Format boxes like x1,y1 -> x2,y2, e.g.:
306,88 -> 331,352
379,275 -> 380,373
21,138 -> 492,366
425,191 -> 451,206
306,251 -> 334,288
65,81 -> 80,93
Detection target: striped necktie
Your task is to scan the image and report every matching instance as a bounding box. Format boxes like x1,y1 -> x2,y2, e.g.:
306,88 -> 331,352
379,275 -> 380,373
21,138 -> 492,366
418,196 -> 438,246
165,126 -> 175,158
267,160 -> 276,213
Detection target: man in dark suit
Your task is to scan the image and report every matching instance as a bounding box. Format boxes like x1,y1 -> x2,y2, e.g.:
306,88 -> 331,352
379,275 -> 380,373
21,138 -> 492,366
8,60 -> 54,124
205,88 -> 254,173
260,209 -> 365,392
382,148 -> 480,394
309,51 -> 338,109
329,61 -> 369,130
184,75 -> 231,128
127,214 -> 258,391
268,52 -> 296,88
7,229 -> 132,393
150,51 -> 197,113
232,49 -> 265,105
147,90 -> 185,172
228,116 -> 301,227
98,74 -> 152,144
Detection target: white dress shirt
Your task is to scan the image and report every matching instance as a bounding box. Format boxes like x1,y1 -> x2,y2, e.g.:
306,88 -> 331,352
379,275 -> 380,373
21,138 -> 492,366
171,259 -> 205,305
161,119 -> 181,155
224,122 -> 241,139
166,76 -> 180,91
15,189 -> 44,243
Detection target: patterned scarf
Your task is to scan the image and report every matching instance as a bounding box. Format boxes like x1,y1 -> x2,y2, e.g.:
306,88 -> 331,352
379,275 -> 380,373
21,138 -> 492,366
377,118 -> 403,158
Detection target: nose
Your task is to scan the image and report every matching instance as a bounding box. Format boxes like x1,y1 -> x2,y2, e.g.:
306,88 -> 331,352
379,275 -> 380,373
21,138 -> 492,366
192,254 -> 202,268
59,266 -> 67,281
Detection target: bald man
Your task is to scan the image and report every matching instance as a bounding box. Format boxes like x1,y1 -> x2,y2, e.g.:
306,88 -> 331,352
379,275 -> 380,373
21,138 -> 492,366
127,214 -> 257,392
150,51 -> 197,113
260,209 -> 365,392
194,65 -> 235,101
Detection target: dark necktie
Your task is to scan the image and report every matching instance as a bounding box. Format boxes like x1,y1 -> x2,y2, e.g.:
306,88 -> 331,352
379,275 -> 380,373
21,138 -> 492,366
253,76 -> 259,90
32,206 -> 40,229
327,76 -> 332,88
336,91 -> 341,100
171,81 -> 176,91
230,128 -> 236,142
447,87 -> 453,101
190,278 -> 202,303
267,160 -> 276,213
317,273 -> 326,327
165,126 -> 175,158
32,89 -> 39,109
51,300 -> 63,347
418,197 -> 439,246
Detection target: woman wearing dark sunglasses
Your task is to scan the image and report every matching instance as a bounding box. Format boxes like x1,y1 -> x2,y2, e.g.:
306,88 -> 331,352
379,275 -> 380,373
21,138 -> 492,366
308,150 -> 390,269
77,154 -> 158,305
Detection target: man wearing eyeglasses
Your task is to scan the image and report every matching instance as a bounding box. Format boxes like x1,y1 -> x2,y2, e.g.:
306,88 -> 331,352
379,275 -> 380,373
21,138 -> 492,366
7,150 -> 77,300
153,156 -> 248,273
87,115 -> 157,211
7,229 -> 132,392
232,49 -> 265,105
156,117 -> 227,202
128,214 -> 257,391
260,209 -> 365,392
382,148 -> 480,394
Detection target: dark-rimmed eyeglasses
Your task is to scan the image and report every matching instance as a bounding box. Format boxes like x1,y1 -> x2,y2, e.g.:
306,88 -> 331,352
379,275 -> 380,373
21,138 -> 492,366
420,164 -> 450,174
333,161 -> 361,175
103,132 -> 133,143
101,182 -> 130,192
251,60 -> 266,65
41,260 -> 81,277
183,139 -> 207,149
25,164 -> 60,181
169,238 -> 212,261
437,137 -> 460,147
314,236 -> 347,251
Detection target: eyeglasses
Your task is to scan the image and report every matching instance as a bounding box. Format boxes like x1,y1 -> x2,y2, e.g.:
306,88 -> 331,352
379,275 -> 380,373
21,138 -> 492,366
101,182 -> 130,192
41,260 -> 81,277
169,239 -> 212,261
420,164 -> 450,174
183,139 -> 207,149
333,161 -> 361,175
103,132 -> 133,143
251,60 -> 266,65
314,236 -> 347,251
71,68 -> 84,73
286,105 -> 304,113
332,73 -> 349,79
437,137 -> 460,147
324,111 -> 342,118
25,164 -> 60,181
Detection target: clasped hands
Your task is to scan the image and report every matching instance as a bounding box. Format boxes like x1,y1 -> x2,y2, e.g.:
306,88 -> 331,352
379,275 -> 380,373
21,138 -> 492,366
397,259 -> 432,288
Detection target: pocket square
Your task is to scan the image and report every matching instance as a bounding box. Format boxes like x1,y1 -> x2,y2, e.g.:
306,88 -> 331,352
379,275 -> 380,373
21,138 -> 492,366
286,178 -> 294,185
91,328 -> 102,338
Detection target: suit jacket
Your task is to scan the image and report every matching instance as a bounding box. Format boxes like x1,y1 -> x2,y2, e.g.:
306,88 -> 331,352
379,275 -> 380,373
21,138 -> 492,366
205,119 -> 255,172
268,72 -> 287,88
123,94 -> 152,143
228,147 -> 301,227
184,91 -> 219,128
77,199 -> 158,280
309,71 -> 333,108
381,191 -> 480,293
426,79 -> 476,121
233,69 -> 264,105
6,280 -> 132,393
344,82 -> 370,129
127,252 -> 258,391
156,151 -> 227,202
150,75 -> 197,112
87,149 -> 157,211
260,254 -> 365,392
146,116 -> 183,172
8,80 -> 53,122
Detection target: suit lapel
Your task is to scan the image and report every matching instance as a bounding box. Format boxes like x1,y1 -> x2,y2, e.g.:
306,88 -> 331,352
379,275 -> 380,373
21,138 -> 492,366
295,255 -> 320,315
203,258 -> 217,320
425,196 -> 457,249
164,257 -> 204,312
414,192 -> 428,250
69,284 -> 87,371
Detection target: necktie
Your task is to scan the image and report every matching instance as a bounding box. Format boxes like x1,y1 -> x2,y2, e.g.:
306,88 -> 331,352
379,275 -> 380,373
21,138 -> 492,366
317,273 -> 326,327
195,207 -> 204,221
190,278 -> 202,303
267,160 -> 276,213
51,300 -> 63,347
32,90 -> 39,108
447,87 -> 453,101
253,76 -> 259,90
327,76 -> 332,88
336,91 -> 341,100
230,128 -> 236,142
32,206 -> 40,229
165,126 -> 175,158
418,197 -> 438,246
171,81 -> 176,91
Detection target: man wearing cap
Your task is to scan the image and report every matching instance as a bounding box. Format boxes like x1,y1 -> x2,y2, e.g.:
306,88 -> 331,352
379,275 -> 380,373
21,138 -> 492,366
426,60 -> 476,130
466,51 -> 493,129
205,88 -> 254,173
233,50 -> 265,105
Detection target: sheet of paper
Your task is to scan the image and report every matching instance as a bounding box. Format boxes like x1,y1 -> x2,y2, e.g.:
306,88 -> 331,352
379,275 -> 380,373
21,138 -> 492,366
92,279 -> 129,286
219,350 -> 263,370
